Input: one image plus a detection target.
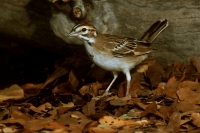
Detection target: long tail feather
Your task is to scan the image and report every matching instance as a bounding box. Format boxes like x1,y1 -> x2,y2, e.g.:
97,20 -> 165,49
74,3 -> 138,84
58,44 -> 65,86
140,19 -> 168,43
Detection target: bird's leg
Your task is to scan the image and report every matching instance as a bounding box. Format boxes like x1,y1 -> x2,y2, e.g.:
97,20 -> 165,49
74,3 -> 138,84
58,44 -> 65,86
124,70 -> 131,97
100,71 -> 118,97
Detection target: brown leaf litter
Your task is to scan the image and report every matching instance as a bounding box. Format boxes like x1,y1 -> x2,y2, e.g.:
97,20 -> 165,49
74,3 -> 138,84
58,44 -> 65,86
1,55 -> 200,132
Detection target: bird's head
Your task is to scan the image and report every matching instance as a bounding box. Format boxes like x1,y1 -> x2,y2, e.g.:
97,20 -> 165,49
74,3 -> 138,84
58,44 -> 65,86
68,24 -> 98,43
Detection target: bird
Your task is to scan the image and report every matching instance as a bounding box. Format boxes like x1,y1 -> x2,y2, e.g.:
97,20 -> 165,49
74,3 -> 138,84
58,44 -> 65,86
68,19 -> 168,97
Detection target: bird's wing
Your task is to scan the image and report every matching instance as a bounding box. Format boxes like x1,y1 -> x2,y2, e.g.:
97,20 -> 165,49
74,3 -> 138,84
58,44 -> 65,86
107,37 -> 151,57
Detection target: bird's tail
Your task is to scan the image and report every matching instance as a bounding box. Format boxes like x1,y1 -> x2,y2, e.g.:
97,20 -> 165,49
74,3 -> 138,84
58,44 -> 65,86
140,19 -> 168,43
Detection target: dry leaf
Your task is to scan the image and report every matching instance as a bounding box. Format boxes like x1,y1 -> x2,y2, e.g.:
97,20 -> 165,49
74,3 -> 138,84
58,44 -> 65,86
0,84 -> 24,101
129,80 -> 140,98
90,67 -> 107,81
146,64 -> 164,88
136,64 -> 148,73
117,84 -> 125,98
173,62 -> 182,71
68,70 -> 79,91
79,82 -> 102,97
166,111 -> 181,132
41,67 -> 68,89
44,121 -> 66,130
21,83 -> 43,90
176,101 -> 200,112
52,81 -> 73,95
141,102 -> 157,117
15,128 -> 34,133
99,116 -> 149,129
82,121 -> 99,133
191,113 -> 200,127
29,103 -> 52,114
24,117 -> 53,131
110,98 -> 128,106
21,83 -> 43,96
164,76 -> 180,99
179,80 -> 200,91
114,106 -> 128,117
56,111 -> 92,131
159,106 -> 173,120
177,87 -> 200,104
0,118 -> 26,126
11,110 -> 30,121
191,57 -> 200,73
82,99 -> 96,116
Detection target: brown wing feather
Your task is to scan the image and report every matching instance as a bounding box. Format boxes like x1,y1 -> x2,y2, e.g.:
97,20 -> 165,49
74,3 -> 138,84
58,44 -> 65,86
110,38 -> 151,57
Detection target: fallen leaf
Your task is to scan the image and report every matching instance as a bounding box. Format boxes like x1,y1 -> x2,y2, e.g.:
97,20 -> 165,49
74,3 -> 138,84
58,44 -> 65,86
166,111 -> 181,132
52,81 -> 73,95
0,109 -> 9,120
68,70 -> 79,91
82,121 -> 99,133
138,86 -> 152,97
135,102 -> 148,110
21,83 -> 43,90
114,106 -> 128,117
136,64 -> 148,73
37,102 -> 52,112
159,106 -> 173,120
110,97 -> 130,106
41,67 -> 68,89
141,102 -> 157,117
0,84 -> 24,101
21,83 -> 43,96
2,127 -> 17,133
173,62 -> 182,71
152,82 -> 166,96
117,84 -> 125,98
179,80 -> 200,91
0,118 -> 26,126
44,121 -> 66,130
99,116 -> 149,129
24,117 -> 53,131
191,113 -> 200,127
15,128 -> 34,133
61,102 -> 74,108
191,57 -> 200,73
11,110 -> 30,121
82,99 -> 96,116
79,82 -> 102,97
129,80 -> 140,98
29,103 -> 52,114
177,87 -> 200,104
90,66 -> 107,81
164,76 -> 180,99
56,111 -> 92,131
127,108 -> 142,118
176,101 -> 200,112
146,64 -> 164,88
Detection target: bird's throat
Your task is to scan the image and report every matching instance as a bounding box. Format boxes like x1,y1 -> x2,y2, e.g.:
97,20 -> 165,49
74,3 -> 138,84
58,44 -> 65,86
80,35 -> 96,45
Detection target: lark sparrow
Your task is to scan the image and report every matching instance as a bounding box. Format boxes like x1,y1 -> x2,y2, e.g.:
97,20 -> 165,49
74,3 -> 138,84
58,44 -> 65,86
68,19 -> 168,97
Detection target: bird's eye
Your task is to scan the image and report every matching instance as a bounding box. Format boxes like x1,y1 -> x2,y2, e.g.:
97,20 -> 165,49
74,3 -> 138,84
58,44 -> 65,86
82,28 -> 87,32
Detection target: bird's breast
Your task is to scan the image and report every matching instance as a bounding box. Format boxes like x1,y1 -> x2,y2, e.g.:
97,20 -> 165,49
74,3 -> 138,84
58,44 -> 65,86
83,41 -> 148,72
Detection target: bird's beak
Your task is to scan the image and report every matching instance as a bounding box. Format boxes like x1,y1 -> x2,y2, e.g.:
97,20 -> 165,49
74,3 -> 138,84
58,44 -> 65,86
68,31 -> 77,37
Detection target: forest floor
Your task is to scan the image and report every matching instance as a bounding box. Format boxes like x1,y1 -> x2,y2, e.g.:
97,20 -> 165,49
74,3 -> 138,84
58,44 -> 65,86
0,40 -> 200,133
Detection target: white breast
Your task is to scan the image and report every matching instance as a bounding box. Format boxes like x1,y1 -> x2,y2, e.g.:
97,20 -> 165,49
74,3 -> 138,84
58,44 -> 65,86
84,42 -> 148,72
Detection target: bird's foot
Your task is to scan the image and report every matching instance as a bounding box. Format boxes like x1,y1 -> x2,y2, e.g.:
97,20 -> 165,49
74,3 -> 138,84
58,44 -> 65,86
97,91 -> 112,98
